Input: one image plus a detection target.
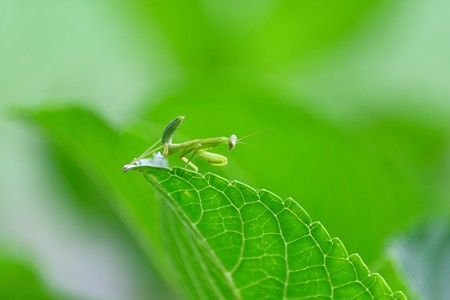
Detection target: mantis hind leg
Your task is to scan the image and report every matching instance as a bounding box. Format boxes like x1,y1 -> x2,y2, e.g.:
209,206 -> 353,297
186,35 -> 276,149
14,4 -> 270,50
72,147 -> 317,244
196,150 -> 228,166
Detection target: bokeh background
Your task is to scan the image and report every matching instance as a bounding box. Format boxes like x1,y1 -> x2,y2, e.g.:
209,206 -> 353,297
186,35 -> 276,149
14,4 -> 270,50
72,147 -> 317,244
1,1 -> 449,299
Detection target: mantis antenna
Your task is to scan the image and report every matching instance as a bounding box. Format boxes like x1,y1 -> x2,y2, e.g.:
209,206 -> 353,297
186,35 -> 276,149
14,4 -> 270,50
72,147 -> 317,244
237,127 -> 275,142
133,140 -> 163,162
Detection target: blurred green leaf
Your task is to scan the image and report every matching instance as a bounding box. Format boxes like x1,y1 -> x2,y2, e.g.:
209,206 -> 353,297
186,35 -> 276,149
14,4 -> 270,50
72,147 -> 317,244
0,252 -> 59,300
387,217 -> 450,300
128,165 -> 406,299
127,0 -> 384,72
19,107 -> 177,298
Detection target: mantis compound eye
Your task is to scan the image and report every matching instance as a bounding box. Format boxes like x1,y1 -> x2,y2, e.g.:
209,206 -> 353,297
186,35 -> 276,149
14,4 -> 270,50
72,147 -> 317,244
228,134 -> 237,151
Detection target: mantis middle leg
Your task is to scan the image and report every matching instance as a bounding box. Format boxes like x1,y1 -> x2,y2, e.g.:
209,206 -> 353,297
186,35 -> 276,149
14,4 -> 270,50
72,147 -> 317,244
179,143 -> 202,173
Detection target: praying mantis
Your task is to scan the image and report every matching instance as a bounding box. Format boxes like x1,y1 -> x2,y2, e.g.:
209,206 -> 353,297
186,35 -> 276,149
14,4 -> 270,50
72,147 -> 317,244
124,116 -> 247,172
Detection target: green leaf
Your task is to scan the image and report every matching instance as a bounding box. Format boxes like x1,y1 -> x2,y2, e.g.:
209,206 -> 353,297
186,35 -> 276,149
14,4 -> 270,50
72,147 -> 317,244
130,165 -> 407,299
20,107 -> 410,299
18,107 -> 178,297
0,252 -> 59,300
371,258 -> 415,300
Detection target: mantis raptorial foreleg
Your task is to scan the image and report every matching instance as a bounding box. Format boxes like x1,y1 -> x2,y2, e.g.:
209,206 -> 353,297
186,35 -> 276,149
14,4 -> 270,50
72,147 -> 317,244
181,149 -> 227,174
196,151 -> 228,166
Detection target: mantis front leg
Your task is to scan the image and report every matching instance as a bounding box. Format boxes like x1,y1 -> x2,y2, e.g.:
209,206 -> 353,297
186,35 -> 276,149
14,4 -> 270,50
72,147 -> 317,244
196,150 -> 228,166
179,145 -> 228,174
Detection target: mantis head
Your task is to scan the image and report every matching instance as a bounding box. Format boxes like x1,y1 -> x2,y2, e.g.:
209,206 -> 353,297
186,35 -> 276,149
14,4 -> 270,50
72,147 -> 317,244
228,134 -> 237,151
228,127 -> 274,152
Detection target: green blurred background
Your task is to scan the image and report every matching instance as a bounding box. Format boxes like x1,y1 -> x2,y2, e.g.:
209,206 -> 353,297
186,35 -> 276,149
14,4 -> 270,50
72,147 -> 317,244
1,0 -> 449,299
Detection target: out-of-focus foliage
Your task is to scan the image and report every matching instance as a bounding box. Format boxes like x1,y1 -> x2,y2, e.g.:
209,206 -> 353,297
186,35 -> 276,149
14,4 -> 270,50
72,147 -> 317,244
387,218 -> 450,300
0,251 -> 58,300
1,0 -> 449,299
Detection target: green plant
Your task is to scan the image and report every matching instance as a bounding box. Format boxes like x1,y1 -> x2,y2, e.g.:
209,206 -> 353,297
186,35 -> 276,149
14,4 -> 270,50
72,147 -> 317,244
125,165 -> 406,299
18,107 -> 410,299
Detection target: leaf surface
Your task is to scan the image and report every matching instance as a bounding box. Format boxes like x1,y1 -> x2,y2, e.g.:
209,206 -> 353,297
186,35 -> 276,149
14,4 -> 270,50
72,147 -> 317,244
133,165 -> 406,299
